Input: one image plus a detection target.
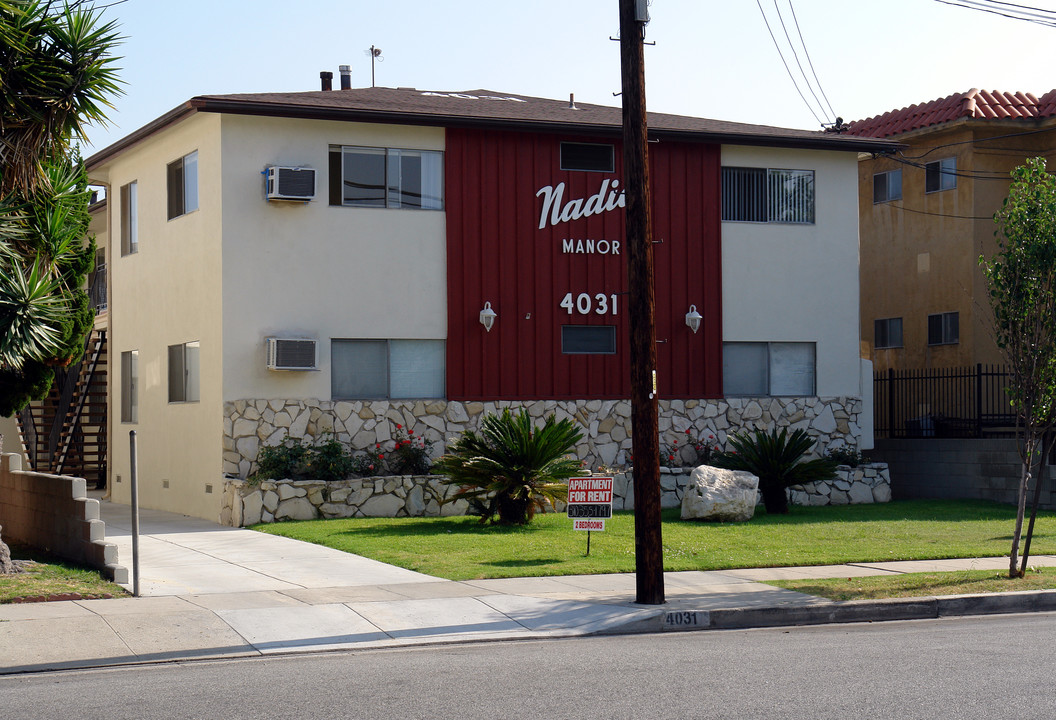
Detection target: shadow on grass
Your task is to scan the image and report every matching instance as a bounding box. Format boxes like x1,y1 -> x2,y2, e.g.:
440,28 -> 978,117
268,517 -> 549,541
481,558 -> 563,568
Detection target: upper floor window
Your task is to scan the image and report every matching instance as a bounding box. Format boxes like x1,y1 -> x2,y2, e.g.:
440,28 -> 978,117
873,170 -> 902,203
560,142 -> 615,172
167,151 -> 198,219
723,341 -> 816,397
927,312 -> 959,345
925,157 -> 956,193
89,248 -> 106,312
874,317 -> 903,348
721,167 -> 815,224
120,181 -> 137,254
328,145 -> 443,209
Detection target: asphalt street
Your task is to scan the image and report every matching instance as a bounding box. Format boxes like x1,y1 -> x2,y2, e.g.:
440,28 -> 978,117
3,612 -> 1054,719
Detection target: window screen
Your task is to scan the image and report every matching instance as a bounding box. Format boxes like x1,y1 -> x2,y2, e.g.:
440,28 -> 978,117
560,142 -> 615,172
723,342 -> 815,396
561,326 -> 617,354
332,339 -> 445,399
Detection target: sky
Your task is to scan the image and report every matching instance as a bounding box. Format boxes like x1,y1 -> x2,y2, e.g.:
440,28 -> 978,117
81,0 -> 1056,157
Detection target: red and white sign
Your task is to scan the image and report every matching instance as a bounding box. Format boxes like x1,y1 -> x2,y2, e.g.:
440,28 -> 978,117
567,476 -> 613,531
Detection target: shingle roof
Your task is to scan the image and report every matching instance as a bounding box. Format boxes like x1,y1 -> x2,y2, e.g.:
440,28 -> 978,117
87,86 -> 895,168
847,88 -> 1056,138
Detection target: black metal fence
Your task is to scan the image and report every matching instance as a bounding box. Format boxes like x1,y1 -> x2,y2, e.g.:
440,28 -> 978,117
874,364 -> 1015,439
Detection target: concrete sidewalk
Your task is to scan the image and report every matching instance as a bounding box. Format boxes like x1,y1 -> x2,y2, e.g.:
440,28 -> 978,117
3,500 -> 1056,675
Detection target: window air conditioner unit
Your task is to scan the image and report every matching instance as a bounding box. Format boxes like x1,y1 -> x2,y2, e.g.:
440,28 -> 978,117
265,166 -> 316,201
266,337 -> 317,371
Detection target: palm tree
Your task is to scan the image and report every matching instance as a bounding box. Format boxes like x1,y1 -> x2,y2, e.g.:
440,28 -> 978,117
0,2 -> 120,403
434,409 -> 584,525
0,0 -> 121,569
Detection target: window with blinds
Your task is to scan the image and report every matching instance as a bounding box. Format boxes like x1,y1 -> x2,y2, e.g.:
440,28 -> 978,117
721,167 -> 815,224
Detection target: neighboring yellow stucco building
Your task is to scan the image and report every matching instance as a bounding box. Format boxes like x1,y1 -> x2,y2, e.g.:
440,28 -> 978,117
849,89 -> 1056,373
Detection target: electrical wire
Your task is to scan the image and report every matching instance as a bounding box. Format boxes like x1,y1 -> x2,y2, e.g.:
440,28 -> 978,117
933,0 -> 1056,27
755,0 -> 826,126
789,1 -> 837,122
772,0 -> 833,124
895,125 -> 1056,159
878,203 -> 996,220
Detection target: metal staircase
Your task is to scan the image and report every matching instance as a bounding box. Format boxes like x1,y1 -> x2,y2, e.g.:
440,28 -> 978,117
17,329 -> 108,488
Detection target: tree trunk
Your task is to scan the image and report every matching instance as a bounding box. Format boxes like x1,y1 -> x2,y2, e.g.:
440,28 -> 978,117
761,485 -> 790,514
1019,434 -> 1052,575
1009,458 -> 1031,579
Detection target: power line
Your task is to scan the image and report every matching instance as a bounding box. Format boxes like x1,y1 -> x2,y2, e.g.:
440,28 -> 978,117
933,0 -> 1056,27
879,203 -> 996,220
895,125 -> 1056,159
885,153 -> 1017,180
788,1 -> 836,121
772,0 -> 833,123
756,0 -> 827,126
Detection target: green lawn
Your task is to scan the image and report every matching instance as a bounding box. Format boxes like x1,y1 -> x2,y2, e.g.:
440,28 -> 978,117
252,499 -> 1056,581
769,566 -> 1056,600
0,545 -> 129,603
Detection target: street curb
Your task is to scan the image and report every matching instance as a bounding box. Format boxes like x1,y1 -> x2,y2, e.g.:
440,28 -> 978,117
601,589 -> 1056,634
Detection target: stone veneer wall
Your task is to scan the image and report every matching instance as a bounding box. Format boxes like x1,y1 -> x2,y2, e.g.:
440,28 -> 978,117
222,464 -> 890,527
224,396 -> 863,480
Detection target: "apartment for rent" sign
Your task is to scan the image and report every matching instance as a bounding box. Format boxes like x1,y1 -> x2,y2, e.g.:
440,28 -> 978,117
566,477 -> 613,531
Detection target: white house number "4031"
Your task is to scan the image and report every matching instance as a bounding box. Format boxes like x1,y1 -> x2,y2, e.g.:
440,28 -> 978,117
560,292 -> 618,316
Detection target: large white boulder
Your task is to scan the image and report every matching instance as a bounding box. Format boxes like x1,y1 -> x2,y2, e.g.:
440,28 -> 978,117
681,466 -> 760,522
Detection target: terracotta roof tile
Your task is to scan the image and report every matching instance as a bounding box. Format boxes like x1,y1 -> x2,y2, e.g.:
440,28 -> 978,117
847,88 -> 1056,138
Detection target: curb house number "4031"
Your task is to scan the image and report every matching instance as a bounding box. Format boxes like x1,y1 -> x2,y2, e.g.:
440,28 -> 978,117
560,292 -> 618,316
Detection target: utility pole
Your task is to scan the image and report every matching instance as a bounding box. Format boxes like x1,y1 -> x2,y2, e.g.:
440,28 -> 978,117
619,0 -> 664,605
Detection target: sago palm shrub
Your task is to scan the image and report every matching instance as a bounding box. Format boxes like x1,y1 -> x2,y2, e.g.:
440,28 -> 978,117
434,409 -> 584,525
713,427 -> 837,514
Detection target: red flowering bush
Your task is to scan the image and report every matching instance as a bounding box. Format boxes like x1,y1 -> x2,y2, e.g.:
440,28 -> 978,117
661,429 -> 722,468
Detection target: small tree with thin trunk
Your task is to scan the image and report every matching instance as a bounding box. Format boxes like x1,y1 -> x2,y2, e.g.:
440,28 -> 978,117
980,156 -> 1056,579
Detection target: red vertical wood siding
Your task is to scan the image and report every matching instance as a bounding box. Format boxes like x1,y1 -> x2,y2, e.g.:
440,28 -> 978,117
445,128 -> 721,400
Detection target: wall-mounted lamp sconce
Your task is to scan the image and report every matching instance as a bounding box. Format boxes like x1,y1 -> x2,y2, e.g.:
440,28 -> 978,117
480,302 -> 497,332
685,305 -> 702,334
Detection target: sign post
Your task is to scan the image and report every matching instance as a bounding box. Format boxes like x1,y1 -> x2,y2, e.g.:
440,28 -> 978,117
567,477 -> 613,555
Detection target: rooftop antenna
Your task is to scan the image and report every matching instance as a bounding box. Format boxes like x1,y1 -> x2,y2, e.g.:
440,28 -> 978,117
365,45 -> 384,87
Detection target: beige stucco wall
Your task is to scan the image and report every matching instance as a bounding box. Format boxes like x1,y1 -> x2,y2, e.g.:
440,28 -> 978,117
860,120 -> 1056,373
100,112 -> 226,521
217,115 -> 447,402
721,145 -> 863,397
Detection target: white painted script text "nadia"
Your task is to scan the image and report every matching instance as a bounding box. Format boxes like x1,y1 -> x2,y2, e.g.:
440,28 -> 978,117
536,178 -> 626,230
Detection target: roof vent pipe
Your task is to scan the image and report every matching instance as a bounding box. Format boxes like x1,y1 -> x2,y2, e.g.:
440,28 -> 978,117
320,71 -> 333,91
339,65 -> 352,90
569,93 -> 577,110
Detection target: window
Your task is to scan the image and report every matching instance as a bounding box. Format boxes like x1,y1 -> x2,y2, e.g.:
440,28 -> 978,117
873,170 -> 902,203
167,151 -> 198,219
89,248 -> 106,312
874,318 -> 903,348
560,142 -> 615,172
721,167 -> 814,224
927,312 -> 959,345
925,157 -> 956,193
561,325 -> 617,355
331,339 -> 445,399
120,350 -> 138,423
168,341 -> 200,402
328,146 -> 443,209
723,342 -> 815,396
120,181 -> 137,254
